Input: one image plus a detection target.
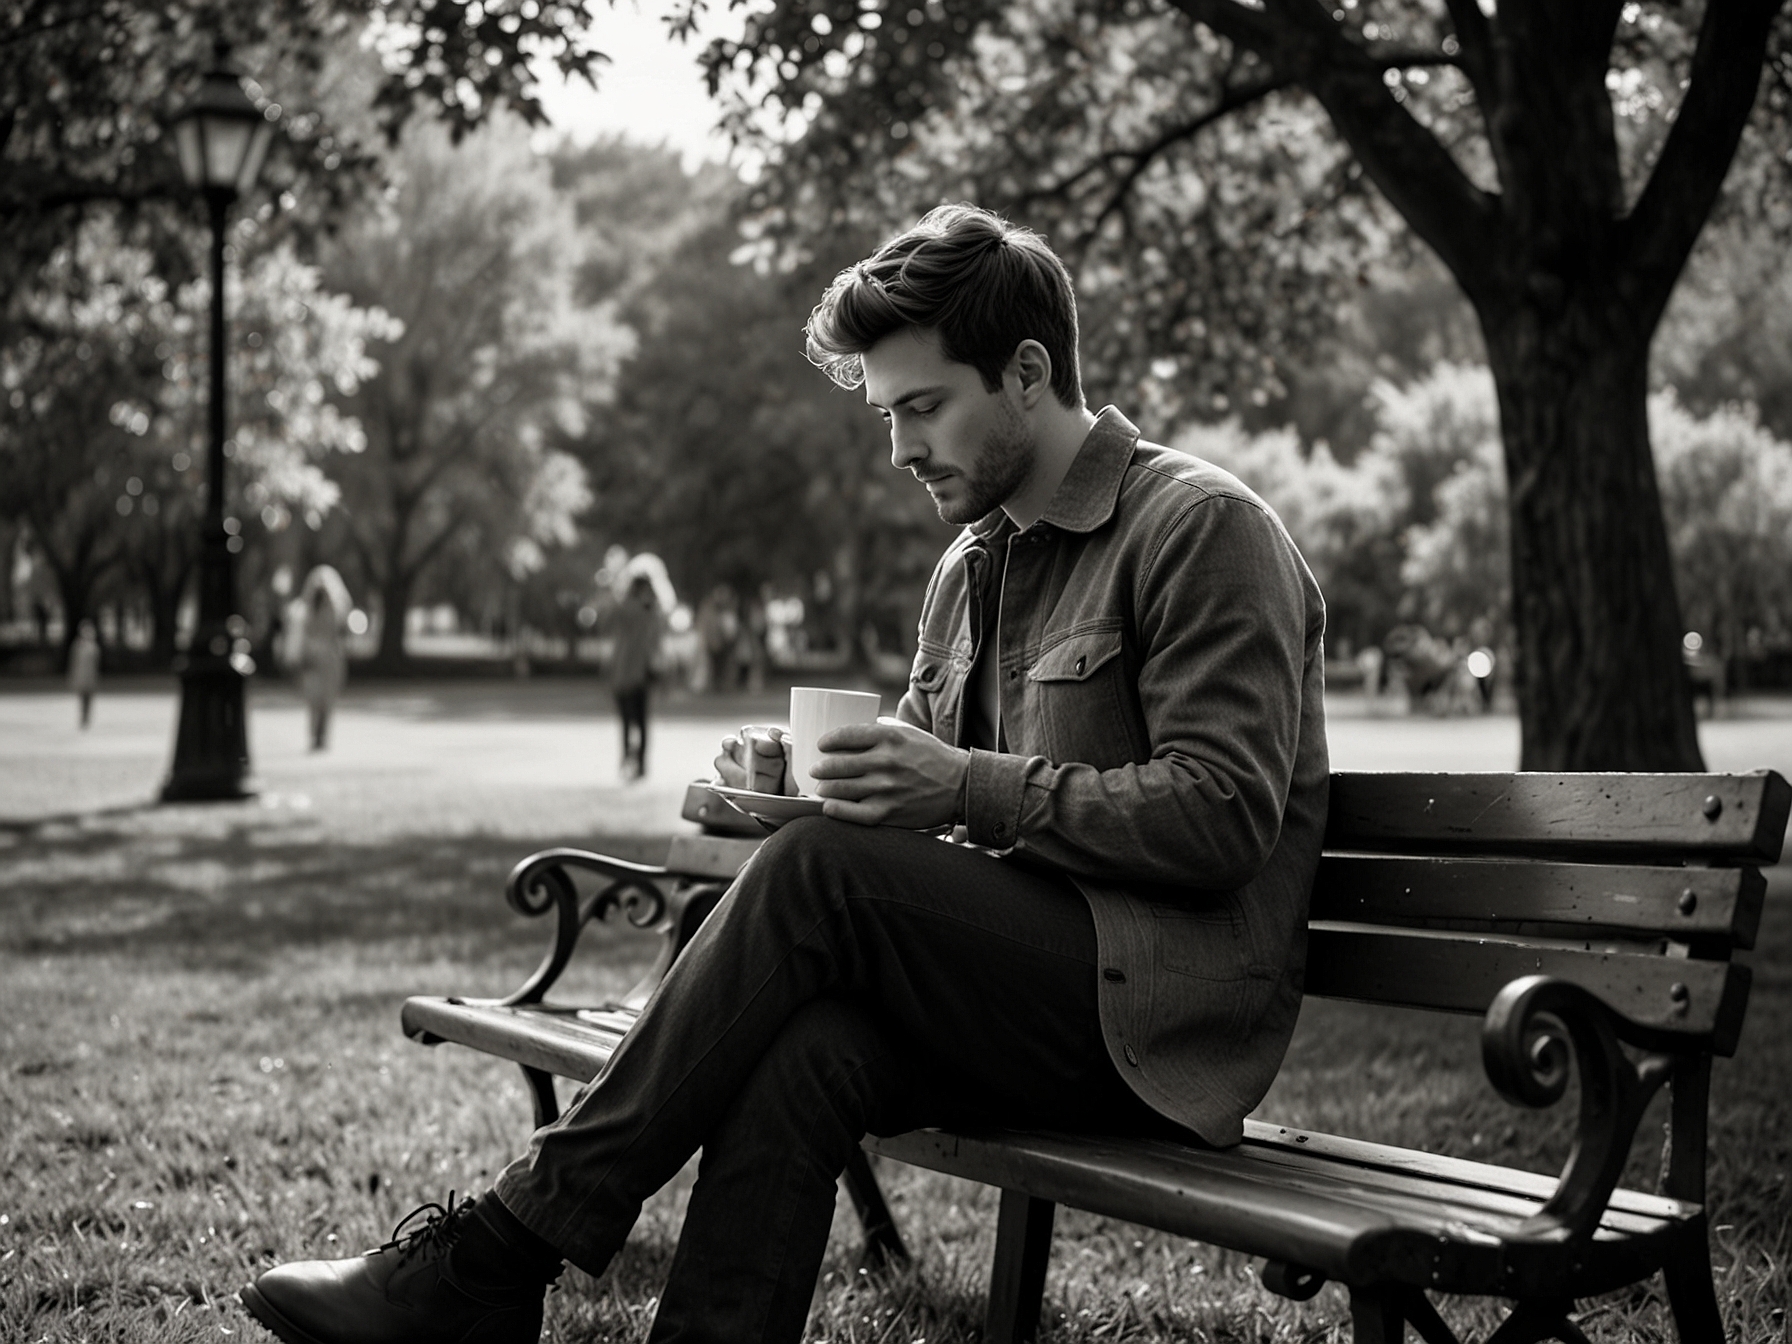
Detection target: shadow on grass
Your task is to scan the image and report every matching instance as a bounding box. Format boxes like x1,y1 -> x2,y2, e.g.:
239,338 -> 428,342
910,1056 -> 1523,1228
0,817 -> 670,974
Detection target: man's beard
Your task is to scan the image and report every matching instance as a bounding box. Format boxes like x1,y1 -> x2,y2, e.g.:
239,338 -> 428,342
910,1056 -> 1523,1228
934,398 -> 1035,524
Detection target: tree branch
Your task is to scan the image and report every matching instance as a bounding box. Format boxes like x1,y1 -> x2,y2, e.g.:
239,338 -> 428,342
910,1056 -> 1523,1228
1441,0 -> 1496,109
1085,76 -> 1295,237
1010,74 -> 1294,225
1367,48 -> 1462,71
0,170 -> 180,220
1620,0 -> 1785,328
1152,0 -> 1285,51
1169,0 -> 1500,296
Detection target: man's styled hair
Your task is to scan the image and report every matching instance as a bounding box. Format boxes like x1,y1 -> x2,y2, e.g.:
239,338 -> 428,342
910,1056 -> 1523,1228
804,204 -> 1084,409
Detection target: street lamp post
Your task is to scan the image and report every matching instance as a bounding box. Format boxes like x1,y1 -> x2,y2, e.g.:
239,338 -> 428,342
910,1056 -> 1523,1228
161,58 -> 276,802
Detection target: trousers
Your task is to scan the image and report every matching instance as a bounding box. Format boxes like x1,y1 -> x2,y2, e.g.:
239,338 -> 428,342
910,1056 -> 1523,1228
494,815 -> 1173,1343
616,685 -> 649,771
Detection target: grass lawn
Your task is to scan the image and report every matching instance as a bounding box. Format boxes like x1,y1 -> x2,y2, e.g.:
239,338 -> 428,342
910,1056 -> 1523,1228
2,688 -> 1789,1342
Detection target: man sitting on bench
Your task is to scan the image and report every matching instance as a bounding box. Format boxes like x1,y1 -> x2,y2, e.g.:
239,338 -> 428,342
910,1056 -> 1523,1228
243,203 -> 1331,1344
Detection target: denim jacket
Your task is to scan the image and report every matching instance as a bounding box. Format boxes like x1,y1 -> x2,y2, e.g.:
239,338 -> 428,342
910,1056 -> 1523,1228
895,407 -> 1329,1145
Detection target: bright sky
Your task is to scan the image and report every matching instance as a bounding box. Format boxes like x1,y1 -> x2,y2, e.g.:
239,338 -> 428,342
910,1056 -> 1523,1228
530,3 -> 743,171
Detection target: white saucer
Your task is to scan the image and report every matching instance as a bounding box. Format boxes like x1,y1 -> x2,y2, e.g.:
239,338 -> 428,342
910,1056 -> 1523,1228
709,786 -> 827,829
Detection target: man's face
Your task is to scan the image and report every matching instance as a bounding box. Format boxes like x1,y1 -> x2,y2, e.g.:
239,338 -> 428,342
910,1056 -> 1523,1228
861,327 -> 1036,525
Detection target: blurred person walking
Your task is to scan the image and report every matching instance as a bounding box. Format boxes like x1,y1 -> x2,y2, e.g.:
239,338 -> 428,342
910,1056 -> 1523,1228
68,619 -> 100,728
610,571 -> 665,780
297,567 -> 351,751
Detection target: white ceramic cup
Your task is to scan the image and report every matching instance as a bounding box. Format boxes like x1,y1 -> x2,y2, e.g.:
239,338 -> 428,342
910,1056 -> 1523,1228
788,687 -> 882,797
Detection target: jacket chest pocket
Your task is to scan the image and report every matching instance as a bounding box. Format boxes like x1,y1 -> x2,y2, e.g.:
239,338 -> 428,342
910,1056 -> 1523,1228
1025,625 -> 1129,763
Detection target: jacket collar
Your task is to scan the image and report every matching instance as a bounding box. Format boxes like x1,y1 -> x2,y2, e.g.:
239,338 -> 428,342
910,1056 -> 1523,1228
968,405 -> 1140,541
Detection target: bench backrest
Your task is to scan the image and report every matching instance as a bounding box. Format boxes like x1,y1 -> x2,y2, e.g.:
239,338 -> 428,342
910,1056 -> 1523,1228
682,770 -> 1790,1060
1312,771 -> 1788,1060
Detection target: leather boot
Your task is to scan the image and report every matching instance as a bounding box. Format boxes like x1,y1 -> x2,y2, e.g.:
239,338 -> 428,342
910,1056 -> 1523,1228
241,1191 -> 561,1344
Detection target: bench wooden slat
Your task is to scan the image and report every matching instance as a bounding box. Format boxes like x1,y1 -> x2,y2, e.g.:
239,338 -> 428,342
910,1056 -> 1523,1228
664,833 -> 761,881
402,999 -> 623,1083
1238,1122 -> 1694,1223
681,782 -> 772,836
1326,771 -> 1791,862
865,1128 -> 1680,1293
1312,855 -> 1764,949
1230,1138 -> 1676,1239
1304,925 -> 1750,1053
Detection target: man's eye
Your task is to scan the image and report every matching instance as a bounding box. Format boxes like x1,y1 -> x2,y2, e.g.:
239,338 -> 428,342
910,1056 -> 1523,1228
913,402 -> 938,416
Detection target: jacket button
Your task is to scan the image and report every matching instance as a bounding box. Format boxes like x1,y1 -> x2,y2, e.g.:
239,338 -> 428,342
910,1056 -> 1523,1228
1008,667 -> 1019,680
1123,1044 -> 1139,1067
993,822 -> 1007,838
1103,967 -> 1125,983
1074,656 -> 1086,675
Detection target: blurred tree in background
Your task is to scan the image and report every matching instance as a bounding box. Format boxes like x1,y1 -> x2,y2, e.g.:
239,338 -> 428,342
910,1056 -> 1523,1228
316,118 -> 623,667
578,201 -> 952,661
1,0 -> 609,304
0,215 -> 387,660
1192,371 -> 1792,693
10,0 -> 1792,709
703,0 -> 1792,768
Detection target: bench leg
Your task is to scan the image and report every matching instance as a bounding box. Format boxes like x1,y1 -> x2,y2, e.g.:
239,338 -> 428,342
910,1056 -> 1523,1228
1348,1286 -> 1463,1344
1348,1286 -> 1408,1344
1662,1216 -> 1725,1344
520,1065 -> 559,1128
984,1189 -> 1055,1344
841,1146 -> 908,1267
1483,1298 -> 1589,1344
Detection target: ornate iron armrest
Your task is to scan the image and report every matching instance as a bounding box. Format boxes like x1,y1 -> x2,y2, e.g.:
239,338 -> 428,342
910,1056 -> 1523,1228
494,848 -> 679,1007
1481,975 -> 1685,1247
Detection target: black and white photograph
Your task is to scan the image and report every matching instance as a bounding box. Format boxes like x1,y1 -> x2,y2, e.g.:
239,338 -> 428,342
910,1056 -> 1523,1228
3,3 -> 1790,1342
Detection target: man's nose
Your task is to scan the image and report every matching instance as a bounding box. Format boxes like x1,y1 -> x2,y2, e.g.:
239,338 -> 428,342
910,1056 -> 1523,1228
889,421 -> 925,470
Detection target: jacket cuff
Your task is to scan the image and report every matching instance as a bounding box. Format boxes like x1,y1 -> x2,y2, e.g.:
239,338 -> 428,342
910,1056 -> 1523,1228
963,749 -> 1027,850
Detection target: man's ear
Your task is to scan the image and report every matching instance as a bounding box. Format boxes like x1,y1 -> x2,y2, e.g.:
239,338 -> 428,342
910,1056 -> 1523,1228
1009,340 -> 1053,408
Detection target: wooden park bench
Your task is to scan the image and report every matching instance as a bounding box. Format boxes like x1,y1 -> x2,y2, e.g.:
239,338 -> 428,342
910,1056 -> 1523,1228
402,770 -> 1789,1344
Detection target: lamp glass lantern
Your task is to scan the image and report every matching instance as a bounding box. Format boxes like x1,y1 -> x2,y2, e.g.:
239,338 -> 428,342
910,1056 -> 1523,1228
172,67 -> 274,197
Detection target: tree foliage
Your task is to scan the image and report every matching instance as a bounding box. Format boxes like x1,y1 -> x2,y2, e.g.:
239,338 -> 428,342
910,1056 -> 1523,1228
696,0 -> 1792,768
1200,368 -> 1792,680
0,214 -> 389,657
317,117 -> 625,664
580,197 -> 954,655
1,0 -> 612,301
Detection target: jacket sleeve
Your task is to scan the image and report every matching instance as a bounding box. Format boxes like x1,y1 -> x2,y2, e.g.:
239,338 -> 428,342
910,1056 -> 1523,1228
960,492 -> 1319,890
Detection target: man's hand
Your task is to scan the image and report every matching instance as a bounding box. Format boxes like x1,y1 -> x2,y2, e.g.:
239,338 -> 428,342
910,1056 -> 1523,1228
712,726 -> 793,795
808,718 -> 970,829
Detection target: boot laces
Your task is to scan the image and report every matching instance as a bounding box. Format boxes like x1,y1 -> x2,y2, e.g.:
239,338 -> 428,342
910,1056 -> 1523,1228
378,1190 -> 472,1267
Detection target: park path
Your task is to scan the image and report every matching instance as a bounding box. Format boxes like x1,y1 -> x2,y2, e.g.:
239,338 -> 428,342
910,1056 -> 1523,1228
2,679 -> 1789,861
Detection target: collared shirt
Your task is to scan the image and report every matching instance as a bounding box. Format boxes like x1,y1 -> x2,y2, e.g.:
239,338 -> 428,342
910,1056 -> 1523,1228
895,406 -> 1330,1145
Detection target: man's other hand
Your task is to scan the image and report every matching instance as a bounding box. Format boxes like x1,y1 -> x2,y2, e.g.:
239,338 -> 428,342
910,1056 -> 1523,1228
808,718 -> 970,829
713,726 -> 793,795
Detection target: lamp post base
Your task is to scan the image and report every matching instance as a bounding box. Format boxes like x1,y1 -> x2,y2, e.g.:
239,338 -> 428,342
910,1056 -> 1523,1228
161,656 -> 255,802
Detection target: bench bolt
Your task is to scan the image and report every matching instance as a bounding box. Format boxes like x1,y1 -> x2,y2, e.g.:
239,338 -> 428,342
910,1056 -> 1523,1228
1670,982 -> 1690,1014
1678,889 -> 1697,915
1702,795 -> 1723,820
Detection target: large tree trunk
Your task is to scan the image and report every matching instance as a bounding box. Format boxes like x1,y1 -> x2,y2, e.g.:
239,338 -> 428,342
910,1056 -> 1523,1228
142,566 -> 188,670
49,564 -> 96,670
1224,0 -> 1782,771
376,565 -> 411,669
1483,302 -> 1703,771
